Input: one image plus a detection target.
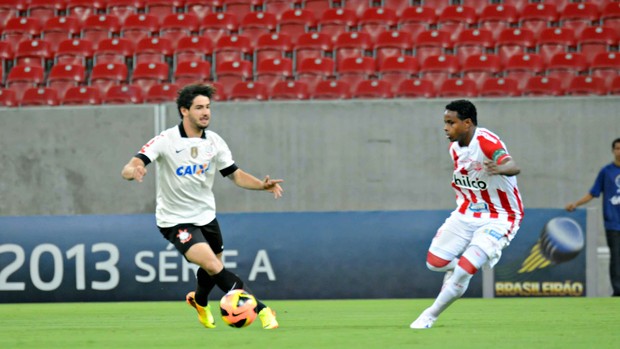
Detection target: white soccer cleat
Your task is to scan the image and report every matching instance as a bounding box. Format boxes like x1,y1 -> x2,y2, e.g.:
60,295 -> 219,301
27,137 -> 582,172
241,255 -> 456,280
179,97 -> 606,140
410,310 -> 436,329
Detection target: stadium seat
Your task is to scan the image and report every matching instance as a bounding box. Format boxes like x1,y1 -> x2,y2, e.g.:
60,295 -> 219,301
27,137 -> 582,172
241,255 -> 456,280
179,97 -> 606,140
229,81 -> 269,101
2,17 -> 41,52
254,32 -> 294,67
540,0 -> 570,12
221,0 -> 261,22
239,11 -> 278,46
545,52 -> 587,89
144,0 -> 184,24
559,2 -> 600,37
519,3 -> 558,34
503,53 -> 544,90
394,78 -> 436,98
200,12 -> 239,46
174,60 -> 212,86
81,15 -> 122,48
293,32 -> 333,70
94,38 -> 134,65
20,86 -> 59,106
145,82 -> 180,103
185,0 -> 218,21
453,28 -> 494,65
413,30 -> 452,67
398,6 -> 437,43
609,75 -> 620,95
62,85 -> 102,105
278,9 -> 316,43
0,0 -> 20,30
461,0 -> 492,15
342,0 -> 372,18
131,61 -> 170,93
313,79 -> 351,99
461,54 -> 501,90
106,0 -> 143,24
14,39 -> 52,68
0,40 -> 13,81
478,77 -> 520,97
437,78 -> 478,98
601,2 -> 620,37
436,5 -> 477,42
523,76 -> 563,96
214,34 -> 253,65
89,62 -> 129,94
422,0 -> 451,15
41,16 -> 81,52
6,65 -> 45,100
66,0 -> 106,24
27,0 -> 66,25
378,55 -> 418,93
255,57 -> 294,91
47,63 -> 86,98
317,8 -> 357,42
382,0 -> 411,16
374,30 -> 413,69
263,0 -> 294,21
478,4 -> 518,40
495,28 -> 536,65
418,54 -> 459,90
55,38 -> 94,66
357,7 -> 398,42
296,56 -> 335,92
352,79 -> 393,99
337,56 -> 376,93
104,84 -> 144,104
565,76 -> 606,96
208,81 -> 227,101
121,13 -> 159,44
134,37 -> 174,66
159,13 -> 200,42
590,52 -> 620,88
537,27 -> 576,65
578,26 -> 618,64
214,59 -> 253,94
0,88 -> 18,107
303,0 -> 332,20
174,36 -> 214,65
270,80 -> 310,100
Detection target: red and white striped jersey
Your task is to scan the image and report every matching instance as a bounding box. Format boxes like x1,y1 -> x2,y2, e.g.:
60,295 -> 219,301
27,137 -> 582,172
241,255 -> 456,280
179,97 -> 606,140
449,127 -> 524,230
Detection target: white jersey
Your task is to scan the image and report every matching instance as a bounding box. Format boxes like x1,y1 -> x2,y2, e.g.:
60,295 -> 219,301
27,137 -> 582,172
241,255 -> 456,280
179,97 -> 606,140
449,127 -> 524,235
137,124 -> 236,228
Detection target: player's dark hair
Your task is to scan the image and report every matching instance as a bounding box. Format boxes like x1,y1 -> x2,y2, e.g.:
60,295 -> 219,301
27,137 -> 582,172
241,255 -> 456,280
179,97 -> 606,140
612,138 -> 620,149
446,100 -> 477,126
176,84 -> 217,119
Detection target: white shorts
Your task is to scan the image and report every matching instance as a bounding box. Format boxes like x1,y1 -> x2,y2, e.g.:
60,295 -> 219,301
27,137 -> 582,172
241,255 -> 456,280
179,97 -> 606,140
428,212 -> 520,268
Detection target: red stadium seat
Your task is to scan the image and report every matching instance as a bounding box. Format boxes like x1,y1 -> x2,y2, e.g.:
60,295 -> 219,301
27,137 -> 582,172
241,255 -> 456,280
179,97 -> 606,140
214,34 -> 252,65
200,12 -> 239,46
135,37 -> 174,65
174,60 -> 212,86
352,79 -> 393,99
6,65 -> 45,100
90,62 -> 129,94
523,76 -> 563,96
159,13 -> 200,42
378,55 -> 418,93
174,36 -> 214,65
107,0 -> 143,24
537,27 -> 576,65
0,0 -> 20,30
27,0 -> 66,25
2,17 -> 41,51
254,32 -> 293,67
239,11 -> 278,46
395,78 -> 436,98
144,0 -> 184,24
590,52 -> 620,88
66,0 -> 106,24
0,88 -> 18,107
479,77 -> 520,97
418,54 -> 459,89
14,39 -> 52,67
313,79 -> 351,99
383,0 -> 410,16
54,38 -> 94,66
478,4 -> 518,40
317,8 -> 357,42
21,86 -> 59,106
545,52 -> 587,89
519,3 -> 558,34
398,6 -> 437,43
0,40 -> 12,76
437,78 -> 478,98
559,2 -> 600,37
422,0 -> 451,15
263,0 -> 294,21
255,57 -> 294,91
81,15 -> 122,48
104,84 -> 144,104
565,76 -> 606,96
185,0 -> 218,21
437,5 -> 477,42
278,9 -> 316,43
270,80 -> 310,100
131,61 -> 170,93
303,0 -> 332,20
413,30 -> 452,66
221,0 -> 261,22
208,81 -> 227,101
41,16 -> 81,52
47,63 -> 86,98
62,86 -> 102,105
296,56 -> 334,92
374,30 -> 413,70
495,28 -> 536,65
229,81 -> 269,101
601,2 -> 620,37
578,26 -> 618,64
503,53 -> 544,90
461,0 -> 492,15
294,32 -> 333,69
342,0 -> 371,18
121,13 -> 159,44
94,38 -> 134,65
145,82 -> 180,103
461,54 -> 501,89
337,56 -> 376,93
609,76 -> 620,95
358,7 -> 398,42
215,59 -> 253,94
453,28 -> 494,65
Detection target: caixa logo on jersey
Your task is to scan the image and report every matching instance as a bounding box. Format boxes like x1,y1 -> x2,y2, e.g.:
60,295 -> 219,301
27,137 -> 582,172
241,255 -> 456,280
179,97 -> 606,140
453,174 -> 488,190
176,162 -> 211,176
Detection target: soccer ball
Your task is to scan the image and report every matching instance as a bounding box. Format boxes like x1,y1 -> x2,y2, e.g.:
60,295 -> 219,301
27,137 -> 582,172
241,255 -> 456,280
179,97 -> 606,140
219,289 -> 258,328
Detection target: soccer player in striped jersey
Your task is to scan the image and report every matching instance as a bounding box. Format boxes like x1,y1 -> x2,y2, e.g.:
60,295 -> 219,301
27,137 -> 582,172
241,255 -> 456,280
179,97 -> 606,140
410,100 -> 524,329
121,84 -> 282,329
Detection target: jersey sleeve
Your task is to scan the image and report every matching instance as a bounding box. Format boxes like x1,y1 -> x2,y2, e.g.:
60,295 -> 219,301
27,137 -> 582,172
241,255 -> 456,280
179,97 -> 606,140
589,167 -> 605,198
210,132 -> 236,171
478,133 -> 510,164
137,132 -> 167,165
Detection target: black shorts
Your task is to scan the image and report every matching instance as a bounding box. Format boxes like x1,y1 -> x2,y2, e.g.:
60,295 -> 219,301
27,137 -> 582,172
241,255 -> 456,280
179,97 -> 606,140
158,219 -> 224,255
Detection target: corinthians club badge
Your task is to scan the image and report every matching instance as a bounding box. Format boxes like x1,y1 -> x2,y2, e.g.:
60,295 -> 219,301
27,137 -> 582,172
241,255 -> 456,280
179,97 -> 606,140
191,146 -> 198,158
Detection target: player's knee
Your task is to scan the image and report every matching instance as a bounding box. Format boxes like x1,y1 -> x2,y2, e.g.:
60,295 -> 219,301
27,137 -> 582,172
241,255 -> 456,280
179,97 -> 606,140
426,252 -> 454,272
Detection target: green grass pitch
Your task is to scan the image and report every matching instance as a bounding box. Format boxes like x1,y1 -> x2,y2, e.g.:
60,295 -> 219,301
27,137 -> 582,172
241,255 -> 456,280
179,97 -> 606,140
1,298 -> 618,349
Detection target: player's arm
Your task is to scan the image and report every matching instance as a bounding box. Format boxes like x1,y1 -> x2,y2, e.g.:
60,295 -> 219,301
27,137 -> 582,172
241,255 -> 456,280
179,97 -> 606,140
121,157 -> 147,182
565,193 -> 594,212
227,169 -> 284,199
484,156 -> 520,176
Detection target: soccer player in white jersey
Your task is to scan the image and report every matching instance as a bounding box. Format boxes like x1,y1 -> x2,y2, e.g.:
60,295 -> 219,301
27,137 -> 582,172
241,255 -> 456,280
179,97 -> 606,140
410,100 -> 524,329
121,84 -> 282,329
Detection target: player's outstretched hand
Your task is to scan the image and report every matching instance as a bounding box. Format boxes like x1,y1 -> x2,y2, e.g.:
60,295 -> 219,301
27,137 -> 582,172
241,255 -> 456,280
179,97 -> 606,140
262,175 -> 284,199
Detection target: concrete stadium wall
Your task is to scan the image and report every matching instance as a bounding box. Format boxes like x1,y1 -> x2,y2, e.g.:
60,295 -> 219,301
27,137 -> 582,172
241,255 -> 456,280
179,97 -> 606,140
1,97 -> 619,216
